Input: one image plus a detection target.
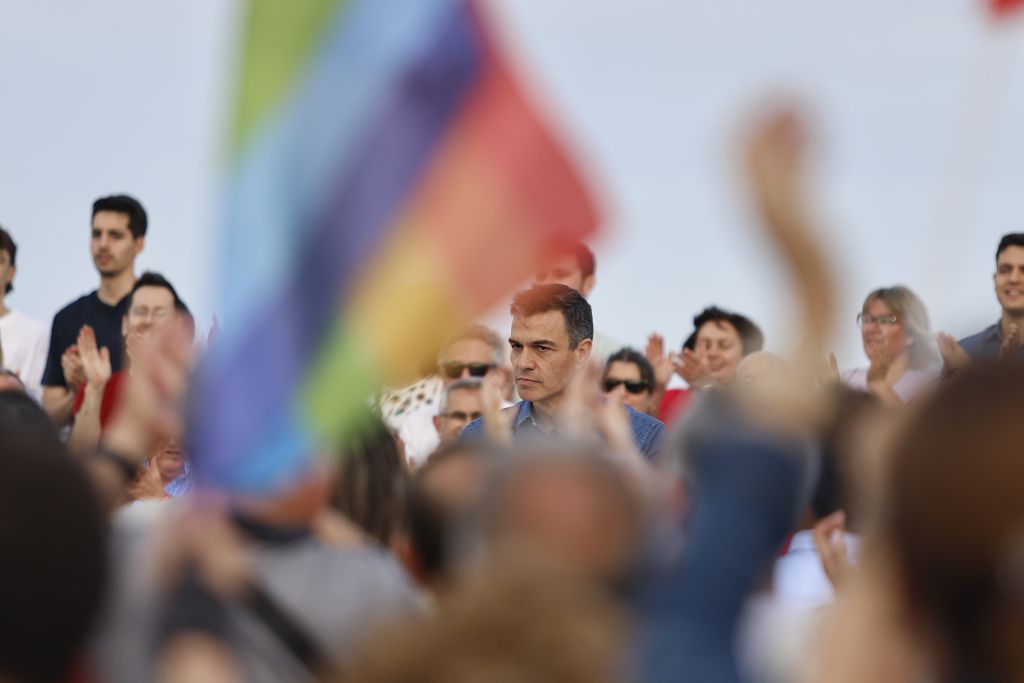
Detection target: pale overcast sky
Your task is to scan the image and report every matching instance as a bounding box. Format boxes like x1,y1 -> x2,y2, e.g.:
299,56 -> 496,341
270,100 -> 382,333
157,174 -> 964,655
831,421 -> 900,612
2,0 -> 1023,367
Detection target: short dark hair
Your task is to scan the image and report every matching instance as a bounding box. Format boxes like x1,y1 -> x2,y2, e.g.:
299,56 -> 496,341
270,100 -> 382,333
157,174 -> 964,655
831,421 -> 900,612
511,284 -> 593,350
570,243 -> 596,279
996,233 -> 1024,263
604,347 -> 654,390
92,194 -> 148,239
126,271 -> 189,315
0,226 -> 16,295
0,392 -> 107,683
685,306 -> 764,356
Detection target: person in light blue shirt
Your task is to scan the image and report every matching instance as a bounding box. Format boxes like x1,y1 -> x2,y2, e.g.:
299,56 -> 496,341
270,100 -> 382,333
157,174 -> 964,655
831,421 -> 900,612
461,284 -> 665,460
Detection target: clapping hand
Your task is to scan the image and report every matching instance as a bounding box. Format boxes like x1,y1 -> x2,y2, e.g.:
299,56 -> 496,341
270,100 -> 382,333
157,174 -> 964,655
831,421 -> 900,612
61,344 -> 86,391
104,318 -> 195,461
937,332 -> 970,371
644,333 -> 675,390
673,348 -> 711,388
77,325 -> 112,391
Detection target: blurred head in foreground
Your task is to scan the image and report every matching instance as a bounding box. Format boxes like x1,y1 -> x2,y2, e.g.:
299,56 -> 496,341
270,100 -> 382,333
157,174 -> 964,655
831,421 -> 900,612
0,392 -> 106,683
886,362 -> 1024,681
340,555 -> 624,683
478,443 -> 643,587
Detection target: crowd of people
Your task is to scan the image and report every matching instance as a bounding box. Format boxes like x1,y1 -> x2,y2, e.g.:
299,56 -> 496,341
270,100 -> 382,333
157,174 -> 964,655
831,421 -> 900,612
3,111 -> 1024,683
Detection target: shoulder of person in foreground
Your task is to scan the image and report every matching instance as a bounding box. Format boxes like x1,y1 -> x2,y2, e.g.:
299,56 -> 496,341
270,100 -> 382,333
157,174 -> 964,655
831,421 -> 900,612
625,405 -> 666,460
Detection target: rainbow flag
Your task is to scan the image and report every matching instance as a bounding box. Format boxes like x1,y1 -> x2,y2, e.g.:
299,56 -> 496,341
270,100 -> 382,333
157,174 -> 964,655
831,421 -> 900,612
188,0 -> 598,491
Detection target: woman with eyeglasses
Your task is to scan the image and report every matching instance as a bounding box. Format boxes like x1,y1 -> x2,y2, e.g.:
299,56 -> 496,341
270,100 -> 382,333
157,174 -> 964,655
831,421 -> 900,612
841,285 -> 940,405
602,347 -> 656,416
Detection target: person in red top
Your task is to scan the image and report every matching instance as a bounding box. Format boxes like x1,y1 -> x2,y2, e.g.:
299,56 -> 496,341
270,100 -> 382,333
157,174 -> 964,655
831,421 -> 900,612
645,306 -> 764,427
67,272 -> 191,455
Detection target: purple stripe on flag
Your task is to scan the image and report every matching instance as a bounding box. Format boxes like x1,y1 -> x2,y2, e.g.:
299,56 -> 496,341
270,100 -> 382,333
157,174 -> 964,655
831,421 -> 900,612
189,1 -> 483,486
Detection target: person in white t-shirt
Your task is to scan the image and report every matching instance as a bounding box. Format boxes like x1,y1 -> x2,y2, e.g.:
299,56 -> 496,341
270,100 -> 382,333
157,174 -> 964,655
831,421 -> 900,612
0,226 -> 48,399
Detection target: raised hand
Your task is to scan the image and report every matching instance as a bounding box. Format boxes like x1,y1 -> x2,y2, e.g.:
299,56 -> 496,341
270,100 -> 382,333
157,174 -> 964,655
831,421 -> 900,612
645,333 -> 675,390
1001,322 -> 1021,360
61,344 -> 86,391
674,348 -> 711,388
480,369 -> 513,445
77,325 -> 112,390
812,510 -> 853,591
865,336 -> 892,387
104,318 -> 195,461
745,107 -> 834,371
129,456 -> 167,501
936,332 -> 971,371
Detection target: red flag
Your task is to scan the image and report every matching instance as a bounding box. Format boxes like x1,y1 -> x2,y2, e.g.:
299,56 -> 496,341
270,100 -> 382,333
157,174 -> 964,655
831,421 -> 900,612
989,0 -> 1024,18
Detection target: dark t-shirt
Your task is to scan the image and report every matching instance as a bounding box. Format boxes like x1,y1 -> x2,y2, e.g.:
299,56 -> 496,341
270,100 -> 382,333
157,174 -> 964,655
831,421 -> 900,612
41,291 -> 128,388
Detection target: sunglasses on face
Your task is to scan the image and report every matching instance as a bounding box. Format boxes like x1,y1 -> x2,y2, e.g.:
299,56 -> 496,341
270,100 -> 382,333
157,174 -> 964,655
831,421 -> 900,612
603,378 -> 649,394
440,411 -> 483,422
441,362 -> 496,379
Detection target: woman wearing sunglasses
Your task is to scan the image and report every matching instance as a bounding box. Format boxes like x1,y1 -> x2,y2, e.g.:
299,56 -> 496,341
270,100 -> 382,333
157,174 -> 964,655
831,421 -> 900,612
841,285 -> 940,405
602,347 -> 657,416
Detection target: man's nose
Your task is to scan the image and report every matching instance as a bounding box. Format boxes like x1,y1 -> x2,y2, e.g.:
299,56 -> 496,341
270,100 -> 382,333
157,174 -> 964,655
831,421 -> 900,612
609,385 -> 627,402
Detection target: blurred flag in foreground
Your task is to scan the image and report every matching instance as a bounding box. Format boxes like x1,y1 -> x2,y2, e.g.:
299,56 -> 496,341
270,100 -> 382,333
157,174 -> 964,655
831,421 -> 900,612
989,0 -> 1024,17
188,0 -> 599,491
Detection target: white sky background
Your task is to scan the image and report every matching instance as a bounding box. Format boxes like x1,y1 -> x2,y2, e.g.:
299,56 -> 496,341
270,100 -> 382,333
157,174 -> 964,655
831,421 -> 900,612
1,1 -> 1023,368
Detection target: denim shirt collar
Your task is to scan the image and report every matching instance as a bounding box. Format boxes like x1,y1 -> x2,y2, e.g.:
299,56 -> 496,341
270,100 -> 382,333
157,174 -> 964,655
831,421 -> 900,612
513,401 -> 557,434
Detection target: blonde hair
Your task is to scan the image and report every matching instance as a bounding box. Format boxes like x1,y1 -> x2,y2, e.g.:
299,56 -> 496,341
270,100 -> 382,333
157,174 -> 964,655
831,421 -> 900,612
862,285 -> 938,369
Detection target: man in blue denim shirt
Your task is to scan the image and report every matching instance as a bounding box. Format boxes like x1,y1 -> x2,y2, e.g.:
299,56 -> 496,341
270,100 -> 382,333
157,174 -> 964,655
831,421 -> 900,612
943,233 -> 1024,366
461,284 -> 665,460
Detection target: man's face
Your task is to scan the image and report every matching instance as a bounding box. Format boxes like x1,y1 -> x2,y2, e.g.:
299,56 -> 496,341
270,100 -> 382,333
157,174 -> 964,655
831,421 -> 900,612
510,310 -> 591,405
122,286 -> 176,340
91,211 -> 143,277
154,439 -> 186,484
434,387 -> 484,443
995,245 -> 1024,315
438,337 -> 499,387
694,320 -> 744,385
0,249 -> 13,297
534,254 -> 594,298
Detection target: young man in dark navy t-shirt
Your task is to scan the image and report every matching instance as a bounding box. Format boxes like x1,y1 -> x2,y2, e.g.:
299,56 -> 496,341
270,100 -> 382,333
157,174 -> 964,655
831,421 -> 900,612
41,195 -> 147,425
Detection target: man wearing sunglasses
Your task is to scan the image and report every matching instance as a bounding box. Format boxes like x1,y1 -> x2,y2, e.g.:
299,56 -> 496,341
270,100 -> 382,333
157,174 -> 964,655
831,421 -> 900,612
462,284 -> 665,460
387,324 -> 507,466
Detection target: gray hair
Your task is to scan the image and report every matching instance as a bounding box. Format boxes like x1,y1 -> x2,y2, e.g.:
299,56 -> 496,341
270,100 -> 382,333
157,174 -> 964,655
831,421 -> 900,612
440,378 -> 483,414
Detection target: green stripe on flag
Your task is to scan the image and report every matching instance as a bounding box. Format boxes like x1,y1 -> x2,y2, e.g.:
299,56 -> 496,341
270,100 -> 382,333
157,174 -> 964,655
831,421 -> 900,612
232,0 -> 345,153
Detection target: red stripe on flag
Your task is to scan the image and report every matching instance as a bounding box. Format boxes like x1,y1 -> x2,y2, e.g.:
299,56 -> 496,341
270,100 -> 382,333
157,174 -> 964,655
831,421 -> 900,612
404,0 -> 600,311
989,0 -> 1024,18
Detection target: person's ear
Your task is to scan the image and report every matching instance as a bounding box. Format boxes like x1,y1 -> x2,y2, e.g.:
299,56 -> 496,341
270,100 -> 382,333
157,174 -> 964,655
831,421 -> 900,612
432,415 -> 442,433
580,274 -> 595,298
4,264 -> 15,288
133,236 -> 145,257
576,338 -> 593,364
